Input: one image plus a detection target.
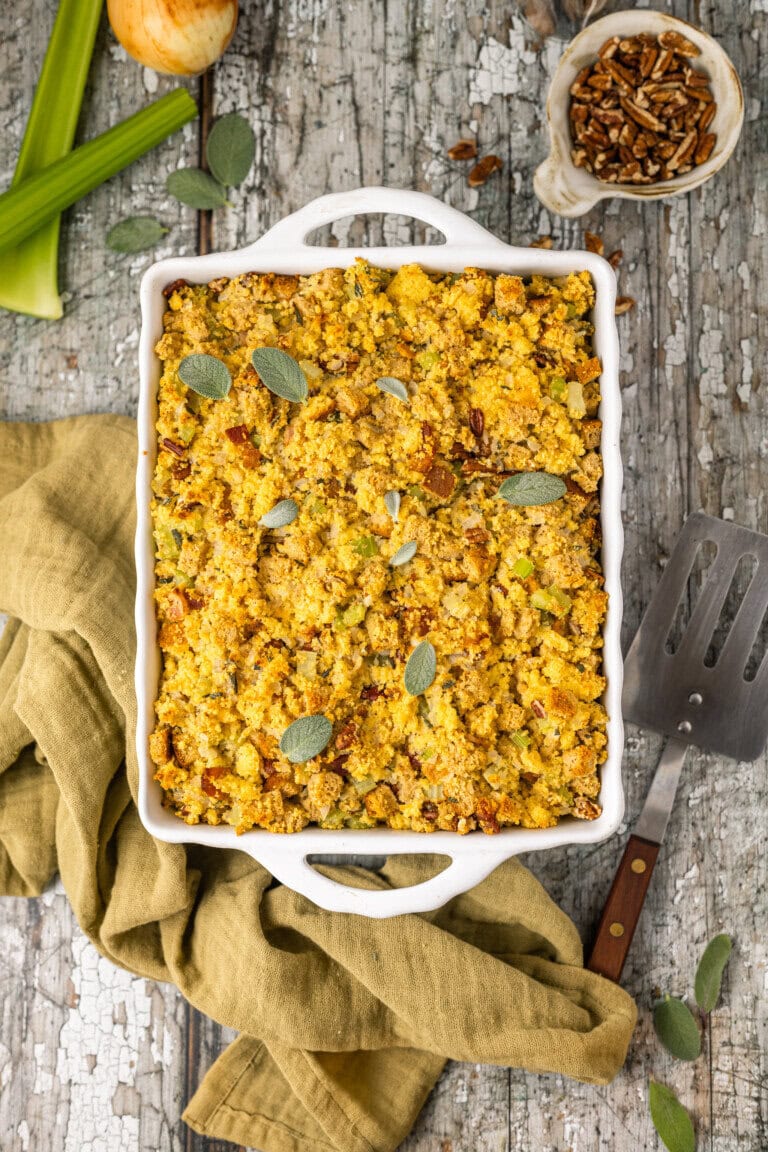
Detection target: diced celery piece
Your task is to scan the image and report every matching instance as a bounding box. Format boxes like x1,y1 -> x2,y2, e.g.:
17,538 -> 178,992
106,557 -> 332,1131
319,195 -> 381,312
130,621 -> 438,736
511,730 -> 531,749
155,525 -> 180,560
512,556 -> 534,579
344,604 -> 367,627
319,807 -> 345,829
416,349 -> 439,370
352,778 -> 377,795
530,588 -> 555,613
567,380 -> 587,418
550,376 -> 567,400
547,585 -> 572,611
352,535 -> 378,558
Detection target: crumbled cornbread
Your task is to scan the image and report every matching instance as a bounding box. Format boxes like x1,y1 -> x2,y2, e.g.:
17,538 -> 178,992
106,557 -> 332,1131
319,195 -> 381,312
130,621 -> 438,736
150,261 -> 608,835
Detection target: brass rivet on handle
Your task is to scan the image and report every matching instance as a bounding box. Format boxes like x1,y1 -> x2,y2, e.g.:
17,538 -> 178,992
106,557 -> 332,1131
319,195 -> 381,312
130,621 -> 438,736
631,858 -> 647,874
609,922 -> 625,938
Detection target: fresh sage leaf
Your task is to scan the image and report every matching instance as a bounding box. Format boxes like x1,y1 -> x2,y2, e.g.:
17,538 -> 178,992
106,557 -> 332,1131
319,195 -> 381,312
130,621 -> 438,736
404,640 -> 436,696
206,112 -> 256,187
178,353 -> 232,400
649,1082 -> 695,1152
259,499 -> 298,529
279,714 -> 332,763
106,216 -> 168,253
390,541 -> 417,567
166,168 -> 229,210
653,996 -> 701,1062
252,347 -> 308,403
384,490 -> 401,522
376,376 -> 409,402
694,934 -> 733,1012
497,472 -> 567,507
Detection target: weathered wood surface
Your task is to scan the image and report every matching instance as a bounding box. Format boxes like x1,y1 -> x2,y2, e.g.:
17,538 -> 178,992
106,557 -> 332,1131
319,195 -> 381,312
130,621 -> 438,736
1,0 -> 767,1149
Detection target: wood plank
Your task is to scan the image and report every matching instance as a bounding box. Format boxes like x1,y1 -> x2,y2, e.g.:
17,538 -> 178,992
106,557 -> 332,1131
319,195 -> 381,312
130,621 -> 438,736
0,0 -> 766,1148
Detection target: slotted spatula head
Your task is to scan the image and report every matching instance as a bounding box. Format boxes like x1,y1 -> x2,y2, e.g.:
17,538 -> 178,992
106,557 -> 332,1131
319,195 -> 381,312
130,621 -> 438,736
623,512 -> 768,762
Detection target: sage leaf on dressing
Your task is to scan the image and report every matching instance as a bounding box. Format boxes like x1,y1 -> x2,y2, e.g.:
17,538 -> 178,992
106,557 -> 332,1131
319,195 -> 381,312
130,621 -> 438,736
259,499 -> 298,529
178,353 -> 232,399
280,715 -> 332,763
252,347 -> 308,403
497,472 -> 567,507
375,377 -> 409,402
384,490 -> 401,522
404,640 -> 436,696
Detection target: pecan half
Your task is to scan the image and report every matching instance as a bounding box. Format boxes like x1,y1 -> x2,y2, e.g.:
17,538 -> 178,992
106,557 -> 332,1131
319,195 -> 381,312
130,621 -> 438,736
447,138 -> 477,161
468,154 -> 503,187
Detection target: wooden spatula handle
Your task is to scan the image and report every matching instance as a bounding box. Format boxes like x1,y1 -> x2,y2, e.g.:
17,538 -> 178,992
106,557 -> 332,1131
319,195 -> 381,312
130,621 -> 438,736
586,835 -> 660,982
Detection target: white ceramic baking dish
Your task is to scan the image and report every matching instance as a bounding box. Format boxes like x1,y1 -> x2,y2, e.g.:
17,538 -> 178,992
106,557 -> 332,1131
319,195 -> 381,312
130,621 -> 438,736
135,187 -> 624,918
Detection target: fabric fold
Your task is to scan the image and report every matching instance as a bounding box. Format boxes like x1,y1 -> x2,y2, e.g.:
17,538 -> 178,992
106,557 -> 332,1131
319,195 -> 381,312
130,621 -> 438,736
0,415 -> 636,1152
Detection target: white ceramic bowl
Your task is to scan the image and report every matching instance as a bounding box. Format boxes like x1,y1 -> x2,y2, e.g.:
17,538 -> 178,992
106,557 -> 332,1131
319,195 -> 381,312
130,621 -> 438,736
534,10 -> 744,217
135,187 -> 624,917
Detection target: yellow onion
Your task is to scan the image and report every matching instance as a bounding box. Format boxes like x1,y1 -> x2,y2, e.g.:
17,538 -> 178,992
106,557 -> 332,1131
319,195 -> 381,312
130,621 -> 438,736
108,0 -> 238,76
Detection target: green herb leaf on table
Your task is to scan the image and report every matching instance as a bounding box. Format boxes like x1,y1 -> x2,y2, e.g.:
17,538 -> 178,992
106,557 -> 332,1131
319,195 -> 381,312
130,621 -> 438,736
497,472 -> 567,507
178,353 -> 231,399
404,640 -> 436,696
384,490 -> 401,522
390,541 -> 417,567
106,216 -> 168,253
252,348 -> 308,403
280,715 -> 332,763
376,377 -> 409,402
694,934 -> 733,1012
652,996 -> 701,1061
166,168 -> 229,210
206,112 -> 256,187
259,499 -> 298,529
649,1082 -> 696,1152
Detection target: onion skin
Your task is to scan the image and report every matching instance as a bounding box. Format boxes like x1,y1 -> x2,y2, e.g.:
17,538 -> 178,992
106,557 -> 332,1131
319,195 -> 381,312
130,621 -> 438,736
108,0 -> 238,76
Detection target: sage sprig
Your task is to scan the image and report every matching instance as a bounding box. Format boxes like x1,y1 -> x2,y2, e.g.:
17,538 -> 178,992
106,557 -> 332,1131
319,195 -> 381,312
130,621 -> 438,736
390,541 -> 417,567
167,168 -> 230,210
653,996 -> 701,1062
376,377 -> 409,402
649,1082 -> 695,1152
259,499 -> 298,529
498,472 -> 567,507
384,490 -> 401,522
279,714 -> 332,763
178,353 -> 232,399
252,347 -> 308,403
694,934 -> 732,1012
107,216 -> 168,253
404,640 -> 436,696
206,112 -> 256,187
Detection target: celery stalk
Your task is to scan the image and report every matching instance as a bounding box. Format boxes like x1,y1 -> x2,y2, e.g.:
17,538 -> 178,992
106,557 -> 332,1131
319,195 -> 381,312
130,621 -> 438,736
0,89 -> 197,259
0,0 -> 103,320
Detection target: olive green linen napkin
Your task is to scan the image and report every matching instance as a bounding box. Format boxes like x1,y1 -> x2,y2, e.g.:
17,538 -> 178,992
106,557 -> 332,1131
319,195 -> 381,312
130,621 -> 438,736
0,414 -> 636,1152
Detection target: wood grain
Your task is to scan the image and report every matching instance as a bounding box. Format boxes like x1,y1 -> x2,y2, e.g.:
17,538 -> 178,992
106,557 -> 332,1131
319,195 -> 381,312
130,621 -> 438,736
1,0 -> 767,1149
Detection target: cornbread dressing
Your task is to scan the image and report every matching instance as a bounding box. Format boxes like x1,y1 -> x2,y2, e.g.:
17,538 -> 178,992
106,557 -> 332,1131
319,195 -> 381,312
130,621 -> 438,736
149,261 -> 608,835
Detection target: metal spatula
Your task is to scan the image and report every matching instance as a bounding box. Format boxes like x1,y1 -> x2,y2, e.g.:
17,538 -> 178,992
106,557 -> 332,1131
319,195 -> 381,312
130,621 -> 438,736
588,512 -> 768,982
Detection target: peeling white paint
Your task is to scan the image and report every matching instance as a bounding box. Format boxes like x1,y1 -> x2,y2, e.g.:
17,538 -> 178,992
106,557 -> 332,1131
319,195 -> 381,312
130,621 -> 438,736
469,17 -> 562,106
56,935 -> 153,1152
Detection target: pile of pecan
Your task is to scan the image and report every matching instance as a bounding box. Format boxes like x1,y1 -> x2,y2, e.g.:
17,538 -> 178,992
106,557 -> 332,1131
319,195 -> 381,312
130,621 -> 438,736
569,30 -> 717,185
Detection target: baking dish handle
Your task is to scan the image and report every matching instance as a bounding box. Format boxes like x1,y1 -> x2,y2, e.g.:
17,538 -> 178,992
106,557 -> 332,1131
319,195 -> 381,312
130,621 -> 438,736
254,848 -> 511,918
245,187 -> 508,252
